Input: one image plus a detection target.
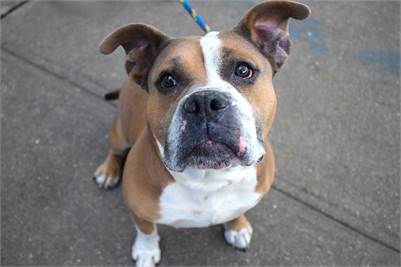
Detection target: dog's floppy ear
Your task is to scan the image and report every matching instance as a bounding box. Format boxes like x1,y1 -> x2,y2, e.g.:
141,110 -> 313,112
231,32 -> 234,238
99,24 -> 170,89
234,0 -> 310,73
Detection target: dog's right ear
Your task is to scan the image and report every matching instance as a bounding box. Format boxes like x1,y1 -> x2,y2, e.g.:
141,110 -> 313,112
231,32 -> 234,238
233,0 -> 310,74
99,24 -> 170,89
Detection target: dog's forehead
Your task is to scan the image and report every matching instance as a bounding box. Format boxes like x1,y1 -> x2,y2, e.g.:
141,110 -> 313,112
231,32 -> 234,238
151,32 -> 264,79
163,37 -> 202,59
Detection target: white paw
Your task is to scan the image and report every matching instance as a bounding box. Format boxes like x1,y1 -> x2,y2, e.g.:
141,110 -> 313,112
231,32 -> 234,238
132,228 -> 161,267
224,224 -> 253,250
132,247 -> 160,267
93,174 -> 119,189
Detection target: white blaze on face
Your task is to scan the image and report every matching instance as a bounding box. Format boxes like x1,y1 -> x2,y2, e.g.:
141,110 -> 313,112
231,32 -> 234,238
199,31 -> 221,82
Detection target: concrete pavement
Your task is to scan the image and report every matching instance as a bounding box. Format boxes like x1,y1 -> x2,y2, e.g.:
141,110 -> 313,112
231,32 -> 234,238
1,0 -> 400,265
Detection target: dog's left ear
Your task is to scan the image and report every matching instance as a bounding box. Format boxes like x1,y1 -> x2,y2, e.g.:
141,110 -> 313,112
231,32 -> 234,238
234,0 -> 311,73
99,24 -> 170,89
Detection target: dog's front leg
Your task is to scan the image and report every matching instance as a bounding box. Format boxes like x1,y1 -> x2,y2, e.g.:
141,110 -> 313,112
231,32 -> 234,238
94,114 -> 130,189
131,213 -> 161,267
224,214 -> 253,250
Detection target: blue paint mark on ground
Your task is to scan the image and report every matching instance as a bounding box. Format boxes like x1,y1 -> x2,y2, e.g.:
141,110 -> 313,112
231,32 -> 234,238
289,18 -> 327,55
359,51 -> 401,75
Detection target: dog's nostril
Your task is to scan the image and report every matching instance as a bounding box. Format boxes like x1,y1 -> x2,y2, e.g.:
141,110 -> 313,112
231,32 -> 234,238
183,91 -> 230,115
210,98 -> 227,111
184,99 -> 199,113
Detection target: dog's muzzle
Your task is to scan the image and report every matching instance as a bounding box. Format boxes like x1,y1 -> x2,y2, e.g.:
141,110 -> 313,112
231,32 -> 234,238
163,89 -> 264,172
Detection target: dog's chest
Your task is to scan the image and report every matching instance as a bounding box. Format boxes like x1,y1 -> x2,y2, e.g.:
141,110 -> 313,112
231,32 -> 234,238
156,166 -> 261,228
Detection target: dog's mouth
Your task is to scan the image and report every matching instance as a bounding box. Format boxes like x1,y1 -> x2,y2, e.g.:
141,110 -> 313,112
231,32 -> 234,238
184,140 -> 238,170
163,129 -> 256,172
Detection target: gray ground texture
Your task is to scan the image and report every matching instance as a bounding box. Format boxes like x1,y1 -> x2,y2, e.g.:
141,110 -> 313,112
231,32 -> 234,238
1,0 -> 400,266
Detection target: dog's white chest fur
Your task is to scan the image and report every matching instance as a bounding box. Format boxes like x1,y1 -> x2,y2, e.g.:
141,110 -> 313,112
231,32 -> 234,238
156,166 -> 261,228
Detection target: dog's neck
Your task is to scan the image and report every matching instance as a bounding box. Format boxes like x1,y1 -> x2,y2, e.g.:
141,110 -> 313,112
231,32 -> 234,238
168,165 -> 256,193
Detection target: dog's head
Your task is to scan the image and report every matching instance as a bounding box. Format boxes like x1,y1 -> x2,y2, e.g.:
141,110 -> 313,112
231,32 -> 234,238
100,0 -> 310,172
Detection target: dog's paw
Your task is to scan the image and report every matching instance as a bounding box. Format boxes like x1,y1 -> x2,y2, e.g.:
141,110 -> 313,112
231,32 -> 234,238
93,156 -> 121,189
132,247 -> 160,267
132,229 -> 161,267
93,174 -> 120,189
224,224 -> 253,250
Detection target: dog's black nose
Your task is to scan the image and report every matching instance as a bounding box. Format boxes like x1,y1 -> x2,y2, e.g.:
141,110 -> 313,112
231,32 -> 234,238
183,90 -> 230,115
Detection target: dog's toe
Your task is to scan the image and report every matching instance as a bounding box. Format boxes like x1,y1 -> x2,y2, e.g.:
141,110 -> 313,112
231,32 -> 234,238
93,174 -> 119,189
134,254 -> 157,267
224,224 -> 253,250
132,243 -> 161,267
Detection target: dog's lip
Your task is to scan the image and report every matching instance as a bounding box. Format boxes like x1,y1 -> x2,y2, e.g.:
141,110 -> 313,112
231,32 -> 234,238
187,140 -> 235,157
189,161 -> 232,170
182,140 -> 237,170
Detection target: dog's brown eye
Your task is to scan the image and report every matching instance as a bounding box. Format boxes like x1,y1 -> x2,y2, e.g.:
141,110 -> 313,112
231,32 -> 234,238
160,73 -> 177,89
235,63 -> 253,79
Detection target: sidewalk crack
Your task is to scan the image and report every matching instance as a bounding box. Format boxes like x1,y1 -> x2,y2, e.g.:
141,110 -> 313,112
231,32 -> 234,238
2,47 -> 116,108
1,1 -> 29,20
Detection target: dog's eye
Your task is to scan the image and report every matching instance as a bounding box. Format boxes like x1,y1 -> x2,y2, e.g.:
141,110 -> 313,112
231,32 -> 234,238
235,63 -> 254,79
160,73 -> 177,89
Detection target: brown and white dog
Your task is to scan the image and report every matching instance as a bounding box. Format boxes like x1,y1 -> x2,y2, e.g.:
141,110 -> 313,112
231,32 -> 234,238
94,1 -> 310,266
